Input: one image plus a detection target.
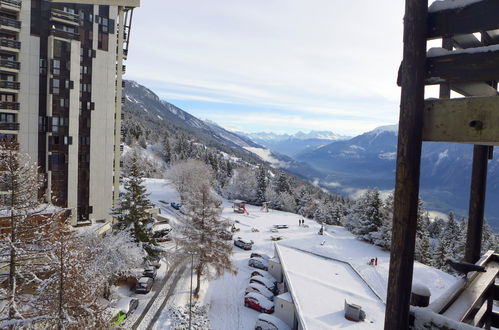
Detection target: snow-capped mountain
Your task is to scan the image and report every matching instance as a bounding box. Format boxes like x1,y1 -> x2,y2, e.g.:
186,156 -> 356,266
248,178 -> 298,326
241,130 -> 350,157
122,80 -> 322,179
297,125 -> 499,228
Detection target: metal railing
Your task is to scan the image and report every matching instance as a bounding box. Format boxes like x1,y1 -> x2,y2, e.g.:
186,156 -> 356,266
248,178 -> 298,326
0,17 -> 20,29
0,0 -> 21,8
0,59 -> 19,70
50,9 -> 79,24
50,28 -> 79,40
0,122 -> 18,130
0,38 -> 20,49
0,101 -> 19,110
0,81 -> 19,90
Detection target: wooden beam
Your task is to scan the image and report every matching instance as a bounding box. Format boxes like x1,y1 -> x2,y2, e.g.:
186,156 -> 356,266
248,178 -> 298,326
384,0 -> 427,329
453,34 -> 482,49
451,82 -> 498,97
428,0 -> 499,39
423,96 -> 499,145
426,48 -> 499,85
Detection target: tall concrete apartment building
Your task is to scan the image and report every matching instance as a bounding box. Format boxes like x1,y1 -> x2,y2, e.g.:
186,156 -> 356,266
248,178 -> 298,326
0,0 -> 139,225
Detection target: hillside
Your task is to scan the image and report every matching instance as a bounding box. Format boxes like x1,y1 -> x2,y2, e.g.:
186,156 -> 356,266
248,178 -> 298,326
295,125 -> 499,227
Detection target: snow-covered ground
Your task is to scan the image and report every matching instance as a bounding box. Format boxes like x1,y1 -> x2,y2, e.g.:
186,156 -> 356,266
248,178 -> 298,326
142,179 -> 457,330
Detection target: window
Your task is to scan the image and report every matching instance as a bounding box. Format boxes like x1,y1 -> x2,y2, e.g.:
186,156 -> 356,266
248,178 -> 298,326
54,40 -> 62,58
0,113 -> 15,123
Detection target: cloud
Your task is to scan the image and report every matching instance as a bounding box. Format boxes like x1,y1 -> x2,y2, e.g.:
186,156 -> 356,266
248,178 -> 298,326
126,0 -> 407,135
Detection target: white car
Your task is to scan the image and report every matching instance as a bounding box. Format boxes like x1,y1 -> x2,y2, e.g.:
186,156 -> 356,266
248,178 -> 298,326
250,275 -> 277,294
245,282 -> 274,301
249,257 -> 269,271
255,314 -> 291,330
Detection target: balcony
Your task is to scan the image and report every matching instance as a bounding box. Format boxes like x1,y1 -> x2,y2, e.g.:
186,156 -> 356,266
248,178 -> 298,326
0,80 -> 19,90
0,141 -> 18,150
0,122 -> 18,130
50,28 -> 79,41
0,101 -> 19,110
0,38 -> 20,50
50,9 -> 79,26
0,59 -> 19,71
0,0 -> 21,12
0,16 -> 20,31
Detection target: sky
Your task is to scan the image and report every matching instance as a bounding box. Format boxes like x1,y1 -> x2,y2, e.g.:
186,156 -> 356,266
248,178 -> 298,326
126,0 -> 414,136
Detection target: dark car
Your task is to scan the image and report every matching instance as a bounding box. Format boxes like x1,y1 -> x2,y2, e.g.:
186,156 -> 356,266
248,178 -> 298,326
244,292 -> 274,314
219,230 -> 233,240
250,276 -> 278,294
143,267 -> 157,279
135,277 -> 154,294
234,237 -> 253,250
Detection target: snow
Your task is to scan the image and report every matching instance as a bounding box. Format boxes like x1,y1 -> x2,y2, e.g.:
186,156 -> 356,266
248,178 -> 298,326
412,283 -> 431,297
427,45 -> 499,57
277,292 -> 293,303
378,152 -> 396,160
428,0 -> 483,13
245,292 -> 275,310
367,124 -> 398,138
141,179 -> 457,330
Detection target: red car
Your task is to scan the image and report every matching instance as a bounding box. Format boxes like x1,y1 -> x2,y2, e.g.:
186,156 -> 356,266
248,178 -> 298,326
244,292 -> 274,314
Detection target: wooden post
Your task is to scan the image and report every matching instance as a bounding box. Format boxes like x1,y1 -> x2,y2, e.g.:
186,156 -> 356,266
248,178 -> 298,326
464,145 -> 489,263
384,0 -> 427,329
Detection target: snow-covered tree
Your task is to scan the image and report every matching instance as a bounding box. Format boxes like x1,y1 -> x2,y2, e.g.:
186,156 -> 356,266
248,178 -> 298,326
33,219 -> 106,329
255,165 -> 267,205
275,171 -> 290,194
112,156 -> 156,253
415,201 -> 432,265
0,147 -> 57,326
346,189 -> 385,243
167,159 -> 213,202
223,167 -> 257,202
174,177 -> 236,296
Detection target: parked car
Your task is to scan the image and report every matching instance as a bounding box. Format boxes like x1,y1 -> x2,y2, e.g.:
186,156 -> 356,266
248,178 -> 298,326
146,256 -> 161,269
109,297 -> 139,327
251,252 -> 271,260
255,314 -> 291,330
250,276 -> 278,294
251,269 -> 276,282
234,237 -> 254,250
245,282 -> 274,301
135,277 -> 154,294
219,230 -> 233,240
143,266 -> 157,279
273,225 -> 289,229
244,292 -> 274,314
171,202 -> 182,210
249,257 -> 269,271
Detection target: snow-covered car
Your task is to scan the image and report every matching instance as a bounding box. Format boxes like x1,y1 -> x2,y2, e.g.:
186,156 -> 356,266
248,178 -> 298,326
250,276 -> 278,294
109,297 -> 139,327
245,282 -> 274,301
244,292 -> 275,314
255,314 -> 291,330
143,266 -> 157,279
135,277 -> 154,294
273,225 -> 289,229
249,257 -> 269,271
251,269 -> 277,283
146,256 -> 161,269
234,237 -> 253,250
251,252 -> 271,260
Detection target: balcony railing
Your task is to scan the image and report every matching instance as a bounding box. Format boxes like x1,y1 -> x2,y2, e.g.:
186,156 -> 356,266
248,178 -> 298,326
50,9 -> 79,24
0,59 -> 19,70
0,17 -> 20,29
0,141 -> 18,150
0,101 -> 19,110
0,122 -> 18,130
0,80 -> 19,90
0,0 -> 21,8
0,38 -> 20,49
50,28 -> 79,41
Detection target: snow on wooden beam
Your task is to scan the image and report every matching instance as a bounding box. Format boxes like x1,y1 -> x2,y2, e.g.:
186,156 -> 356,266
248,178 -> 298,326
428,0 -> 499,39
426,46 -> 499,84
451,82 -> 498,97
423,96 -> 499,145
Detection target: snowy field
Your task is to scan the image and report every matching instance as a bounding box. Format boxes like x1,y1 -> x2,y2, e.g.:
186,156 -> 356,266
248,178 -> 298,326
141,179 -> 457,330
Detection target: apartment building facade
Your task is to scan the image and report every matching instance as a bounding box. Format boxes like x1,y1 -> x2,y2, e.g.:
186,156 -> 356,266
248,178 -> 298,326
0,0 -> 139,225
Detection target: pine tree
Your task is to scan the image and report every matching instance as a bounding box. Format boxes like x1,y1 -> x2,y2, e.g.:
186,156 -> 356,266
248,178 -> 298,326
255,165 -> 267,205
415,201 -> 431,265
174,182 -> 236,296
162,137 -> 172,164
346,189 -> 385,243
275,172 -> 290,194
112,157 -> 156,253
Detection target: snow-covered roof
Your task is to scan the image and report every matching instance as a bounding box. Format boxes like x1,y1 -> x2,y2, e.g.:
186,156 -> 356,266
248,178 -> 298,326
273,231 -> 456,329
276,292 -> 293,303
